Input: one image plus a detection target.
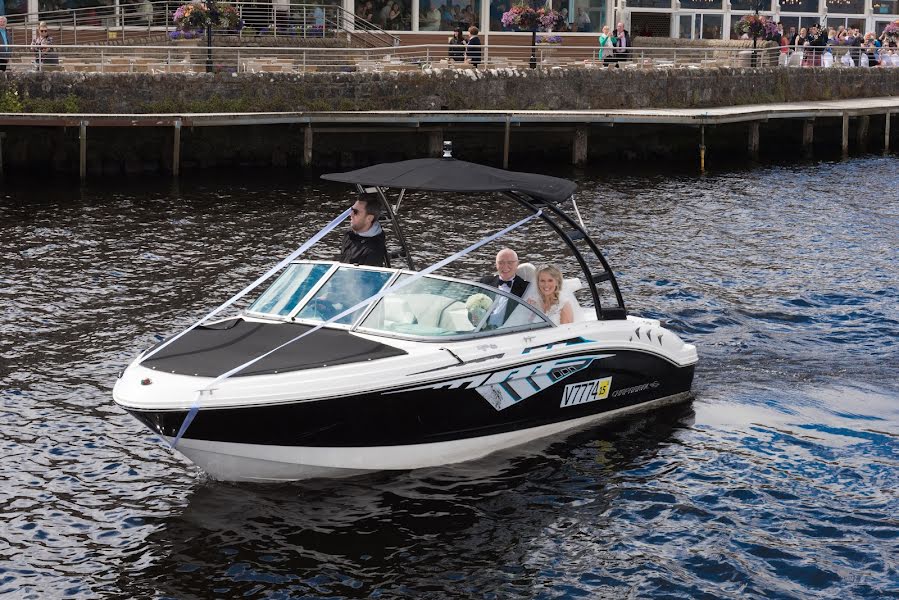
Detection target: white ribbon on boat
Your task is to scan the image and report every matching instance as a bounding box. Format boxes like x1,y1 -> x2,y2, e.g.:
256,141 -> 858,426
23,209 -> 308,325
170,209 -> 543,448
140,208 -> 352,366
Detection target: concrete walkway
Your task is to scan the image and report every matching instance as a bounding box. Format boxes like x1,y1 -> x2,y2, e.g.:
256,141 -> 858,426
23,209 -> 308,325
1,95 -> 897,127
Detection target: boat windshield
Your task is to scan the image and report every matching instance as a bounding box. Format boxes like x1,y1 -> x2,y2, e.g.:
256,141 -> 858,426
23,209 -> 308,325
247,261 -> 551,338
357,274 -> 551,339
295,266 -> 394,325
247,262 -> 332,317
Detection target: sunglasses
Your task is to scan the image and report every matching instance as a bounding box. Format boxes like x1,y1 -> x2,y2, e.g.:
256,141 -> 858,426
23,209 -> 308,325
39,29 -> 48,32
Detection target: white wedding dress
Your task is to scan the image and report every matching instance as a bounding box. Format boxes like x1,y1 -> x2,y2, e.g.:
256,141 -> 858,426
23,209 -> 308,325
522,283 -> 578,325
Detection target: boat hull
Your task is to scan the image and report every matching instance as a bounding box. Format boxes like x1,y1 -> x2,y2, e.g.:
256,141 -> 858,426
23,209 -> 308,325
155,392 -> 692,481
123,349 -> 694,481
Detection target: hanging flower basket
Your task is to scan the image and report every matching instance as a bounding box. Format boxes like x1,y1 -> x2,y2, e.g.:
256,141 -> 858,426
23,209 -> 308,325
173,1 -> 243,34
884,20 -> 899,42
501,4 -> 563,32
733,15 -> 778,40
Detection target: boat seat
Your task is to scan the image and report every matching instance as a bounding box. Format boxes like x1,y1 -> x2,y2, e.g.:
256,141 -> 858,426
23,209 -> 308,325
381,294 -> 474,335
517,262 -> 536,282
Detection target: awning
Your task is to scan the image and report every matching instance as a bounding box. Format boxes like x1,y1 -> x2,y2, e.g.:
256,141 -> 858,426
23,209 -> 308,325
321,158 -> 577,203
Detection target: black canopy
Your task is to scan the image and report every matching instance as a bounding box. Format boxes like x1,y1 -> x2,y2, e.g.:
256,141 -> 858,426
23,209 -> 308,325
321,158 -> 577,203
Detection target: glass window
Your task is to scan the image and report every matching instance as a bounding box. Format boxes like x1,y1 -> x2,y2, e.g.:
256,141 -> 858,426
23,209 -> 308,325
693,13 -> 723,39
627,0 -> 672,8
249,263 -> 333,317
422,0 -> 480,31
681,0 -> 723,10
679,14 -> 692,38
779,0 -> 820,13
826,0 -> 865,13
731,0 -> 772,10
873,0 -> 899,15
296,267 -> 393,325
827,16 -> 866,30
4,0 -> 29,18
360,0 -> 412,30
779,15 -> 822,37
537,0 -> 601,32
359,276 -> 549,339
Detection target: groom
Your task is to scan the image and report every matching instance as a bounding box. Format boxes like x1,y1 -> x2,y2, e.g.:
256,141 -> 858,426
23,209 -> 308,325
480,248 -> 528,326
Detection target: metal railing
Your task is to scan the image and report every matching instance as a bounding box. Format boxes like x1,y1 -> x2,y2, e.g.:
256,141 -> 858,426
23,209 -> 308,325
3,43 -> 895,74
0,0 -> 398,48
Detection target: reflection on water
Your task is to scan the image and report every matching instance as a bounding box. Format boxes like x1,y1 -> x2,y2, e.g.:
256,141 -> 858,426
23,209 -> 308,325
0,157 -> 897,598
132,405 -> 694,599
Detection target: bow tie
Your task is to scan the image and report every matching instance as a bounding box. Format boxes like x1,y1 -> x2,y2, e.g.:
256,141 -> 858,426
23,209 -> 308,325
500,279 -> 513,286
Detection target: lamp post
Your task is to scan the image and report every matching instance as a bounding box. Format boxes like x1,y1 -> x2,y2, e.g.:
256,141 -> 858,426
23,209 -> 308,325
750,0 -> 762,66
205,0 -> 220,73
528,0 -> 540,69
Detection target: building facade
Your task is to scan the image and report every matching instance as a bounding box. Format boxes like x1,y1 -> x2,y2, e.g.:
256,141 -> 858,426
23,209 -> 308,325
2,0 -> 897,39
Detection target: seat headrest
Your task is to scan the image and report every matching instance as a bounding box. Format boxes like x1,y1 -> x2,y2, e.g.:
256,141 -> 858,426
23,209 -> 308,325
517,262 -> 536,282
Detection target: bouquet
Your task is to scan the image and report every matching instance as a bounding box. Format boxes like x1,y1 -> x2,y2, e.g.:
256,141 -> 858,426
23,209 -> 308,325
465,293 -> 493,325
501,4 -> 563,32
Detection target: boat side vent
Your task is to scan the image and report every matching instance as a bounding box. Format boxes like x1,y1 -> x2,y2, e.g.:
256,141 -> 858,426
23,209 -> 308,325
591,271 -> 612,283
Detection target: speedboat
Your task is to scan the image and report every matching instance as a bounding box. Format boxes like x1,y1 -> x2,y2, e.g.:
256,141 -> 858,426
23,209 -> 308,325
113,147 -> 697,482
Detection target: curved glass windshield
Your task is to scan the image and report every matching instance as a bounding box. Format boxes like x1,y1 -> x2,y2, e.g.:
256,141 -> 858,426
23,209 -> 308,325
295,267 -> 394,325
358,275 -> 550,338
248,263 -> 331,317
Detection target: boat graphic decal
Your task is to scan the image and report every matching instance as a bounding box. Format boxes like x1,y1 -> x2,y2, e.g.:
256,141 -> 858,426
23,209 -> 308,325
522,337 -> 593,354
395,354 -> 614,411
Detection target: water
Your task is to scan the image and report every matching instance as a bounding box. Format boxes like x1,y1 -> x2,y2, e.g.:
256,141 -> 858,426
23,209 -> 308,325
1,157 -> 897,599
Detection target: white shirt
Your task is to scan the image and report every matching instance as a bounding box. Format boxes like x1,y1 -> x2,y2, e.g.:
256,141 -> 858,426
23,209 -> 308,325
488,280 -> 513,327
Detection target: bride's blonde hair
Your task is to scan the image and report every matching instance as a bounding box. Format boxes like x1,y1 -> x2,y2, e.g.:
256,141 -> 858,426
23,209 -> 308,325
536,265 -> 563,307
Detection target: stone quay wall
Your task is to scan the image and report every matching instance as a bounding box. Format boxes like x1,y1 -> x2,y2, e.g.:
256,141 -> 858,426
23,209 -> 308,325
1,67 -> 899,114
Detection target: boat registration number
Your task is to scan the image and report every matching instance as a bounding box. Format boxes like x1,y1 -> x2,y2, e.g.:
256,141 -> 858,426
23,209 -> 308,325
560,376 -> 612,408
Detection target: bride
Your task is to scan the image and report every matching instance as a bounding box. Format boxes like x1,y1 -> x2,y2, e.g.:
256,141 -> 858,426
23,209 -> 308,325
525,265 -> 575,325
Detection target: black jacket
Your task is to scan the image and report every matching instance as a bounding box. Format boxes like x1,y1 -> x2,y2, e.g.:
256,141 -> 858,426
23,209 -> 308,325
340,229 -> 387,267
479,274 -> 529,319
467,36 -> 482,64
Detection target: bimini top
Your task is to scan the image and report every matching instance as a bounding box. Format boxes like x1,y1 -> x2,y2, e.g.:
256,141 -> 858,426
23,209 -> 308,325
321,158 -> 577,203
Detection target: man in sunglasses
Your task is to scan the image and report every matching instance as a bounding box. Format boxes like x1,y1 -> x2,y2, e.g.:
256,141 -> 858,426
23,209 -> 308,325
339,196 -> 387,267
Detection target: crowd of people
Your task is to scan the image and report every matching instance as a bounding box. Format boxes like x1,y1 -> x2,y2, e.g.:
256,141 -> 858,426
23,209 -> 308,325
357,0 -> 478,31
418,0 -> 479,31
356,0 -> 412,30
741,17 -> 899,67
787,24 -> 899,67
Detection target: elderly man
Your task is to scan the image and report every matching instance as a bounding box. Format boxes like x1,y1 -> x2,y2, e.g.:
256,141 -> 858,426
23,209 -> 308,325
339,196 -> 387,267
0,16 -> 11,72
606,22 -> 631,67
480,248 -> 528,326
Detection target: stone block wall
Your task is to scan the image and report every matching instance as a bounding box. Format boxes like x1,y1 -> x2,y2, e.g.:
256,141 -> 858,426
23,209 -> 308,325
1,67 -> 898,114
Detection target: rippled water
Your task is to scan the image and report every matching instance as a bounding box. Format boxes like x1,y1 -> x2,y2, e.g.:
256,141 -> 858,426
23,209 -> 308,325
1,157 -> 897,599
